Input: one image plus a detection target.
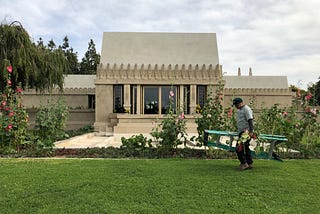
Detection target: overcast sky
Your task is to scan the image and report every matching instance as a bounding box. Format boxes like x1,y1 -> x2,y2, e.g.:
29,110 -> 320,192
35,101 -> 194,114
1,0 -> 319,89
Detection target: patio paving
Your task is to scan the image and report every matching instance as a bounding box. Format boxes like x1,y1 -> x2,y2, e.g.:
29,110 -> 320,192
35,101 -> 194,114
54,133 -> 199,149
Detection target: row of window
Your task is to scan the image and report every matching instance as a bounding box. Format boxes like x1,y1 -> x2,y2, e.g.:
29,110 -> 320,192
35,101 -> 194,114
114,85 -> 206,114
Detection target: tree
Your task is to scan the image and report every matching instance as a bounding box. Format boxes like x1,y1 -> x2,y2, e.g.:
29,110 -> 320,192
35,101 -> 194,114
308,77 -> 320,106
60,36 -> 79,74
79,39 -> 100,74
47,39 -> 56,51
0,21 -> 68,92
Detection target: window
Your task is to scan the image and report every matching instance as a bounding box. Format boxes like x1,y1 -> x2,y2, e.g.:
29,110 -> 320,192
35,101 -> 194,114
130,85 -> 137,114
144,86 -> 159,114
88,95 -> 95,109
161,86 -> 177,114
113,85 -> 125,113
197,85 -> 206,109
183,86 -> 190,114
143,86 -> 178,114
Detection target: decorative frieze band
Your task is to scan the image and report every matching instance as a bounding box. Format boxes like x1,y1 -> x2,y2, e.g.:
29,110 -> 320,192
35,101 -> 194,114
96,63 -> 222,84
24,88 -> 95,95
224,88 -> 292,94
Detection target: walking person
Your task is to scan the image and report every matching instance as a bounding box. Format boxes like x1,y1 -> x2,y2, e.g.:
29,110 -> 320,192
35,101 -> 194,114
232,97 -> 254,170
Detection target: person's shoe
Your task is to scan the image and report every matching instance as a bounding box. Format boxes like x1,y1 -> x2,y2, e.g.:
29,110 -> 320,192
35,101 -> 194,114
248,164 -> 253,169
237,163 -> 249,171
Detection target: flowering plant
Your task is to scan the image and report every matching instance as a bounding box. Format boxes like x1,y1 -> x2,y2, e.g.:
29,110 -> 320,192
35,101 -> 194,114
194,82 -> 225,145
151,89 -> 187,152
0,63 -> 29,151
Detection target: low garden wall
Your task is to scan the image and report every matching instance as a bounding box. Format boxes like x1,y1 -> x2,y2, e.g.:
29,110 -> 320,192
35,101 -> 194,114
27,109 -> 95,130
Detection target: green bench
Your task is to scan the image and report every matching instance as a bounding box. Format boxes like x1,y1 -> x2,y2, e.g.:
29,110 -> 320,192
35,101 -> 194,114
204,130 -> 288,161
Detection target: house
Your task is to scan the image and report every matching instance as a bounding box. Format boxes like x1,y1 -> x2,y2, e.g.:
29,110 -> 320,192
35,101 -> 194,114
23,32 -> 293,133
94,32 -> 292,135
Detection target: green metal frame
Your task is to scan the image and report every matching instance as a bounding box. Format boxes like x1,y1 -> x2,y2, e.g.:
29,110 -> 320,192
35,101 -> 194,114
204,130 -> 288,161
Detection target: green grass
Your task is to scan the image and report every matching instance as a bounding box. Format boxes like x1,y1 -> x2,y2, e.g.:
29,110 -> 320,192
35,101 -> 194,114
0,159 -> 319,214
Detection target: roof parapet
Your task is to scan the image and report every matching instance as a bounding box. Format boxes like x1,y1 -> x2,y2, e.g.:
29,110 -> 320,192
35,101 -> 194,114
96,63 -> 222,82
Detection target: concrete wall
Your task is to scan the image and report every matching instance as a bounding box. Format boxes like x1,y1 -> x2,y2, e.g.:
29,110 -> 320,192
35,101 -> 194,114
94,84 -> 114,133
110,113 -> 198,134
224,88 -> 294,109
27,109 -> 95,130
23,88 -> 95,109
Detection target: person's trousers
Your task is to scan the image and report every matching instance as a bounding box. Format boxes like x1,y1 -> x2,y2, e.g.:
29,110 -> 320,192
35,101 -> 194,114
236,134 -> 253,165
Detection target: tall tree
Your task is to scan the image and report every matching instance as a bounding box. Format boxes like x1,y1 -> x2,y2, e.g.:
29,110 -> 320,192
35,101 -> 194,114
0,22 -> 68,92
79,39 -> 100,74
60,36 -> 79,74
47,39 -> 56,51
308,77 -> 320,106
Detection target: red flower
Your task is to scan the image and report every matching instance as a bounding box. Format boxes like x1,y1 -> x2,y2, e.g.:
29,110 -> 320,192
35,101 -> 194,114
7,65 -> 12,73
8,111 -> 14,117
1,101 -> 6,106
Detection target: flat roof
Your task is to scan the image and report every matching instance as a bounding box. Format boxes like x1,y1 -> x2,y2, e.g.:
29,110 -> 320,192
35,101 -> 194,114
63,75 -> 95,89
223,76 -> 288,89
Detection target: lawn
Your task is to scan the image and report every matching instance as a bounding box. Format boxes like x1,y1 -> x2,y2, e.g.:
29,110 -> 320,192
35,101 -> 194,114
0,158 -> 319,214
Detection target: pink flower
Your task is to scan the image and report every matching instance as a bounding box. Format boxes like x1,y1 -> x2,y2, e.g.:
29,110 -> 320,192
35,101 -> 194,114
179,112 -> 185,120
7,80 -> 12,85
6,124 -> 13,131
7,65 -> 12,73
1,101 -> 6,106
16,87 -> 23,94
305,93 -> 312,100
8,111 -> 14,117
169,91 -> 174,97
310,108 -> 317,115
283,111 -> 288,116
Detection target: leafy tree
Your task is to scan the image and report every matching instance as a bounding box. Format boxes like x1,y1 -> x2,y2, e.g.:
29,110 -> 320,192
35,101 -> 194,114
307,77 -> 320,106
60,36 -> 79,74
0,21 -> 68,92
79,39 -> 100,74
47,39 -> 56,51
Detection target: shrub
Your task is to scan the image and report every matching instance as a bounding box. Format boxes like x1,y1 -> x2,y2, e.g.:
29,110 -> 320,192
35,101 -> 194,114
121,134 -> 153,157
35,97 -> 69,147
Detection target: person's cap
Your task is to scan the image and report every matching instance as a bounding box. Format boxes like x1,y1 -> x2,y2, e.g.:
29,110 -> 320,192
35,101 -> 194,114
232,97 -> 243,106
